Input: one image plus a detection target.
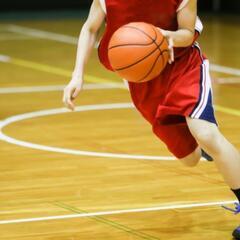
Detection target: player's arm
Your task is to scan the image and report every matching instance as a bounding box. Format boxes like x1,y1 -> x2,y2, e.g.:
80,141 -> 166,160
162,0 -> 197,48
63,0 -> 105,111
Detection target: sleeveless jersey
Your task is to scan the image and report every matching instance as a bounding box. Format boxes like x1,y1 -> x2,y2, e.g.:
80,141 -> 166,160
98,0 -> 202,71
96,0 -> 215,159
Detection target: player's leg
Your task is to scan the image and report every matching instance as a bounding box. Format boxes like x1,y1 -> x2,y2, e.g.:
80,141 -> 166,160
186,117 -> 240,239
179,146 -> 201,167
179,147 -> 213,167
186,117 -> 240,190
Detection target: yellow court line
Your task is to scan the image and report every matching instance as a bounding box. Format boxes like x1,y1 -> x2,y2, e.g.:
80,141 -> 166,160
3,56 -> 240,118
9,57 -> 120,85
215,105 -> 240,117
11,58 -> 71,77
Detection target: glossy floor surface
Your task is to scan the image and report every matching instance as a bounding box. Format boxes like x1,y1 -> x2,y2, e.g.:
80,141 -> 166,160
0,14 -> 239,240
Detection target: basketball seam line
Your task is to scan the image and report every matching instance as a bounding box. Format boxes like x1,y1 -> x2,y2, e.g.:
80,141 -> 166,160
114,44 -> 161,71
115,35 -> 166,71
152,27 -> 168,69
153,26 -> 164,68
138,50 -> 168,82
122,25 -> 157,43
152,26 -> 163,49
137,52 -> 163,82
114,32 -> 165,71
110,25 -> 168,81
123,25 -> 165,50
109,42 -> 154,50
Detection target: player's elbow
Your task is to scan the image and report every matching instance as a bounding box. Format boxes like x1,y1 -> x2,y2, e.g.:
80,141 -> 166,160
173,29 -> 195,47
182,31 -> 195,47
82,22 -> 98,34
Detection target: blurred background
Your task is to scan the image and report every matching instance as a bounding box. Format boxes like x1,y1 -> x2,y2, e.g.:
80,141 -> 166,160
0,0 -> 240,15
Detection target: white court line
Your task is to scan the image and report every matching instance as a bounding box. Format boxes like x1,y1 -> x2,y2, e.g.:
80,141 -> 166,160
0,54 -> 11,62
1,79 -> 238,95
0,25 -> 238,225
5,24 -> 240,76
214,77 -> 240,84
0,200 -> 235,225
0,103 -> 175,161
6,24 -> 78,44
211,64 -> 240,77
0,83 -> 125,94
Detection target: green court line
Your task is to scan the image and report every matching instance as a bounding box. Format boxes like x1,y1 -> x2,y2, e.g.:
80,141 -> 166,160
53,201 -> 161,240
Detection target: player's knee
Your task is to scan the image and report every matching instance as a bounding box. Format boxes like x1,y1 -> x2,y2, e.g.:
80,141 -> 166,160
194,129 -> 217,146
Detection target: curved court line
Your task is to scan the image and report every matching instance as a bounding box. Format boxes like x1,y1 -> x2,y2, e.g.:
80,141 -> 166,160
0,83 -> 125,94
0,199 -> 235,225
0,103 -> 175,161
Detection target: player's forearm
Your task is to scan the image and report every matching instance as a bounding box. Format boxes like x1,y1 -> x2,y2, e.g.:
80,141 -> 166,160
163,29 -> 195,48
72,24 -> 97,80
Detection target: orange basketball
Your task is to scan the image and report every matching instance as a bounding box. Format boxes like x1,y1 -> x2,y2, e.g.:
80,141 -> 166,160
108,22 -> 169,83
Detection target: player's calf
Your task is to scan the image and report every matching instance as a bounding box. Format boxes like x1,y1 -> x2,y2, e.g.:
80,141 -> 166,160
179,147 -> 201,167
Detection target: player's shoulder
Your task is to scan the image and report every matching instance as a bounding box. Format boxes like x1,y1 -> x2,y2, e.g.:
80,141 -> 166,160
176,0 -> 198,12
99,0 -> 106,13
176,0 -> 190,12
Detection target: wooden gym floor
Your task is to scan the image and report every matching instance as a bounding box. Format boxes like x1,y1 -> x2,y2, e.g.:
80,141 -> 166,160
0,14 -> 239,240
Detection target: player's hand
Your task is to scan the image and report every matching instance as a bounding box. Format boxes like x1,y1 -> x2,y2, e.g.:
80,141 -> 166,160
63,78 -> 83,111
165,35 -> 174,64
157,28 -> 174,64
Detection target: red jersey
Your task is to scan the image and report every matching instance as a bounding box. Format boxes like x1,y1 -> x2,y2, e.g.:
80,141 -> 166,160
97,0 -> 216,158
98,0 -> 199,71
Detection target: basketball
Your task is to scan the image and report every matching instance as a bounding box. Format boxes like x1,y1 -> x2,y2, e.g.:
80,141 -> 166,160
108,22 -> 169,83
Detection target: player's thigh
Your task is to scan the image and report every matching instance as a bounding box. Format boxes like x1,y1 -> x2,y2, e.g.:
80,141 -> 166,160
186,117 -> 219,144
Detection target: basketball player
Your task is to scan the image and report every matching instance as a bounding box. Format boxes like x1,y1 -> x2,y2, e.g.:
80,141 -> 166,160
63,0 -> 240,238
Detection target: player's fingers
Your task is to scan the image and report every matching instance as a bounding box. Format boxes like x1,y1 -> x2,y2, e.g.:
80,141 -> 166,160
169,48 -> 174,64
171,48 -> 175,63
157,28 -> 168,38
67,99 -> 75,111
168,37 -> 173,49
167,38 -> 174,64
157,29 -> 174,64
63,91 -> 68,106
63,87 -> 70,105
63,90 -> 69,105
64,87 -> 75,110
66,93 -> 75,111
72,87 -> 81,99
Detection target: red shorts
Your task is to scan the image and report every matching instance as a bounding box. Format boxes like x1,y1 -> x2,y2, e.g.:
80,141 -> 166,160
128,45 -> 216,158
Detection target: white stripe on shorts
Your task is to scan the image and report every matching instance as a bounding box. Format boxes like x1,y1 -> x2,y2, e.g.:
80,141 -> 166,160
191,59 -> 212,119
